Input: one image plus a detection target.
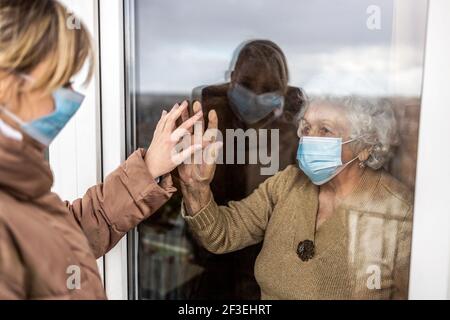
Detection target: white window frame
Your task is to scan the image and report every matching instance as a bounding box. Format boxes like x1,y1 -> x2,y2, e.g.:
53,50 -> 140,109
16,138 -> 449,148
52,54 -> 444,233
50,0 -> 450,300
408,0 -> 450,300
98,0 -> 128,300
50,0 -> 104,285
51,0 -> 129,300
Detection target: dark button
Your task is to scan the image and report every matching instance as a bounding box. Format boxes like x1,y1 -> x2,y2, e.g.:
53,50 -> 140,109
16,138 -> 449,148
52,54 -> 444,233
297,240 -> 315,262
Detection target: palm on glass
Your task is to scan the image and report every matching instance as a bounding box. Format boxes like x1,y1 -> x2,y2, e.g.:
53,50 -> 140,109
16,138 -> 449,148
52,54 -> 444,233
177,101 -> 223,214
144,101 -> 204,179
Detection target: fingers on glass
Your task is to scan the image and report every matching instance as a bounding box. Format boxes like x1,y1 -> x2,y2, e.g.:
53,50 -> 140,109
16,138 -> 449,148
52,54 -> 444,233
173,144 -> 202,165
180,103 -> 190,124
181,109 -> 203,131
165,101 -> 189,130
155,109 -> 168,132
192,100 -> 202,114
207,109 -> 218,131
204,141 -> 223,165
170,127 -> 189,143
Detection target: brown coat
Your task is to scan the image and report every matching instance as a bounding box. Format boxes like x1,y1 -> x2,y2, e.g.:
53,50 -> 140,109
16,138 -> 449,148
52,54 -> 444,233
0,134 -> 175,299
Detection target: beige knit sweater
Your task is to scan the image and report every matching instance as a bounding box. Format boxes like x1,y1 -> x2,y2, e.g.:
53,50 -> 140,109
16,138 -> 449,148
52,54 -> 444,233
182,165 -> 413,300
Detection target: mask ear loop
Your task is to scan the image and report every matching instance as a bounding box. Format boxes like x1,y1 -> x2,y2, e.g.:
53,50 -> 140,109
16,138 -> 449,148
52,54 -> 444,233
0,105 -> 26,126
342,137 -> 357,145
342,136 -> 373,169
339,137 -> 359,166
272,96 -> 285,118
1,69 -> 35,98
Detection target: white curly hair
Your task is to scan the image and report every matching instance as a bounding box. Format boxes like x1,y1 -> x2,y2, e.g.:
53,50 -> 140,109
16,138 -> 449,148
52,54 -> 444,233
298,93 -> 399,170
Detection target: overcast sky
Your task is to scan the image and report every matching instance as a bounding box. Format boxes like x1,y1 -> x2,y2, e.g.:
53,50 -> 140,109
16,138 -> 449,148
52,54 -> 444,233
133,0 -> 428,96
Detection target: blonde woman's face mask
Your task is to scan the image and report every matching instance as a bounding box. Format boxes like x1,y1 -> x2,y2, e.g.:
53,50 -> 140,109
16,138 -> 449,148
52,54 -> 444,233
0,62 -> 84,146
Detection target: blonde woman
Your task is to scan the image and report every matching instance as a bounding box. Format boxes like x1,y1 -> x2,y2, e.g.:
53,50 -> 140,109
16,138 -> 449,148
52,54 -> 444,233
0,0 -> 205,299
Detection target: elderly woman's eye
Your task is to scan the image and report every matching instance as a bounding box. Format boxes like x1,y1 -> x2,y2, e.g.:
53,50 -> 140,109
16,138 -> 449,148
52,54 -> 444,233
320,127 -> 332,135
302,126 -> 310,135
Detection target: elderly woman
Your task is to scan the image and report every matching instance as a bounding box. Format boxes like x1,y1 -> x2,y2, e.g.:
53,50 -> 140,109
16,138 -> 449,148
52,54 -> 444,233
177,96 -> 413,300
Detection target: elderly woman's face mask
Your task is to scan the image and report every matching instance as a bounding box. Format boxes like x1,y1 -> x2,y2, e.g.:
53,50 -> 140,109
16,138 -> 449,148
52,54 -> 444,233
296,102 -> 361,185
296,136 -> 360,185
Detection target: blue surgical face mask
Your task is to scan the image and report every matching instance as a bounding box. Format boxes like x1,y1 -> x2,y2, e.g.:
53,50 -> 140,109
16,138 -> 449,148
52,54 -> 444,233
296,136 -> 359,185
228,83 -> 284,125
0,87 -> 85,146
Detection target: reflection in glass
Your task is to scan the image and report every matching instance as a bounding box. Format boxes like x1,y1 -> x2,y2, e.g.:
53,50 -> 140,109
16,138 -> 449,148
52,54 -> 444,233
125,0 -> 428,299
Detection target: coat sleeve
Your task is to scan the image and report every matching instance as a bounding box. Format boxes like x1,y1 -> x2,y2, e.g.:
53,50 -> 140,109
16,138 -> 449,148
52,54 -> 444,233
67,149 -> 176,258
181,166 -> 292,254
0,221 -> 26,299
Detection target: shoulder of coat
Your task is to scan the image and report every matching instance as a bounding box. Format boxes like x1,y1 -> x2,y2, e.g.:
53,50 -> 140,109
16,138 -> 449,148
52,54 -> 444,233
273,164 -> 309,191
378,170 -> 414,213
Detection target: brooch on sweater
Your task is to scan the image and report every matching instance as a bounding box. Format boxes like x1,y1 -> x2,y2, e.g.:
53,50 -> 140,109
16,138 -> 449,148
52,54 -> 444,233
297,240 -> 315,262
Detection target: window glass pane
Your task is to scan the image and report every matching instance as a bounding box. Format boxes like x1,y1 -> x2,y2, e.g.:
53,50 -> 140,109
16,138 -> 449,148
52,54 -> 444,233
126,0 -> 427,299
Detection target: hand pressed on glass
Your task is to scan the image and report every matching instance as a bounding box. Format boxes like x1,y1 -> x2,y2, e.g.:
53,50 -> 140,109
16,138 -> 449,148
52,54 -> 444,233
145,101 -> 204,179
177,101 -> 223,215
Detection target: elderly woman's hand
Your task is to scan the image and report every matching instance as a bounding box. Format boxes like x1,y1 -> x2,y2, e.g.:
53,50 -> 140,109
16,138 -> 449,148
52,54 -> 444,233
144,101 -> 204,179
177,101 -> 223,215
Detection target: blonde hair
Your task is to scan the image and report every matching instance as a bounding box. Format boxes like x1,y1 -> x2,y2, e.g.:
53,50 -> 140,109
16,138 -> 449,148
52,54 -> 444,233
0,0 -> 94,92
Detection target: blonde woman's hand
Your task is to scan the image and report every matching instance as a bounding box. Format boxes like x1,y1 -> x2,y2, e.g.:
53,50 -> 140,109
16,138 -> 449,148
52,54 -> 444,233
144,101 -> 204,179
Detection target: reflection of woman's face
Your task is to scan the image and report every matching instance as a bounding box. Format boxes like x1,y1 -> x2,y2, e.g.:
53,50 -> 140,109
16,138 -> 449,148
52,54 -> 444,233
298,102 -> 355,162
232,61 -> 283,95
229,60 -> 286,127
